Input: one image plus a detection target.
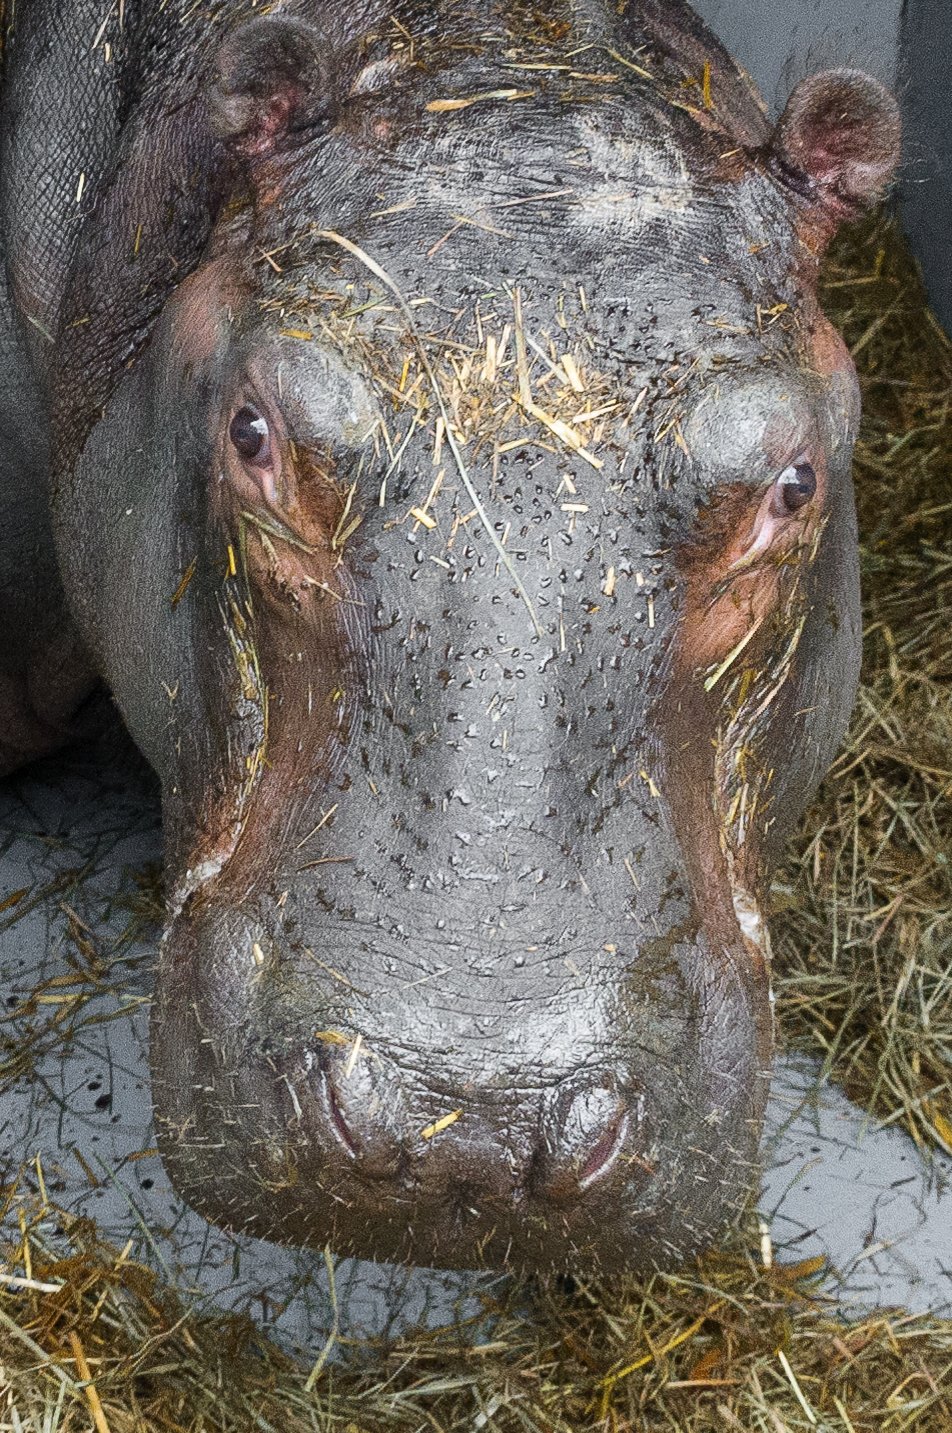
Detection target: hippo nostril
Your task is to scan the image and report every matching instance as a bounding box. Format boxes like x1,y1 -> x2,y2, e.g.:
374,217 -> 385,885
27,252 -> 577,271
322,1068 -> 361,1160
578,1108 -> 630,1190
541,1074 -> 638,1205
318,1052 -> 406,1181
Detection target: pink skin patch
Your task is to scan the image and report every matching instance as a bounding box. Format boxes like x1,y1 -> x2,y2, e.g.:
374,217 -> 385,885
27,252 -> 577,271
168,255 -> 246,370
224,395 -> 285,510
655,399 -> 833,997
216,384 -> 348,613
168,370 -> 357,907
724,455 -> 822,574
674,448 -> 827,678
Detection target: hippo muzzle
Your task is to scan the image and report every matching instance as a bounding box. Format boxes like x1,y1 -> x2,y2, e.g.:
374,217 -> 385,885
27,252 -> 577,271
153,886 -> 769,1270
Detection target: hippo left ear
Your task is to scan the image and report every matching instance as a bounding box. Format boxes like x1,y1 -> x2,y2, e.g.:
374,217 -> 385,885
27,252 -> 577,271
769,69 -> 901,238
208,16 -> 336,160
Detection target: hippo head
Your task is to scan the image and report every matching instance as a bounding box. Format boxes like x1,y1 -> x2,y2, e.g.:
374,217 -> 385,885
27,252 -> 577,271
58,6 -> 899,1271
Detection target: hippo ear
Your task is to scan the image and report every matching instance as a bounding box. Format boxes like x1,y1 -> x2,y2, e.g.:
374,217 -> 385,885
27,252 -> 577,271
208,16 -> 336,159
770,69 -> 901,232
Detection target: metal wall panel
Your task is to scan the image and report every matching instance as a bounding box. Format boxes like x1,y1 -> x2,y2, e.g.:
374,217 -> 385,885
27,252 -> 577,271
693,0 -> 901,109
898,0 -> 952,334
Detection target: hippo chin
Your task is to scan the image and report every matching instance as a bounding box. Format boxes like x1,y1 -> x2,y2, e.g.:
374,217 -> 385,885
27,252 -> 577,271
0,0 -> 899,1271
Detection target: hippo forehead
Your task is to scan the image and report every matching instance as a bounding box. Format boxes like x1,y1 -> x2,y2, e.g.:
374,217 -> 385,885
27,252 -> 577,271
252,27 -> 804,378
243,89 -> 819,532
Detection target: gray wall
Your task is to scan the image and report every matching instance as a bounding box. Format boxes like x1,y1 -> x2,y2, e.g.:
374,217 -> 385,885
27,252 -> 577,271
694,0 -> 950,334
693,0 -> 901,109
898,0 -> 952,335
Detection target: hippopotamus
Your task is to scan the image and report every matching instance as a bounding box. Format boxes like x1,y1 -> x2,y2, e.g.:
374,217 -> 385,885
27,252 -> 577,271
0,0 -> 899,1272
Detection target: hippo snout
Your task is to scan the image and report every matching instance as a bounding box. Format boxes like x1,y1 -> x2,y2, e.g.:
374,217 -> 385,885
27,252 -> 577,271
253,1043 -> 664,1265
151,900 -> 766,1271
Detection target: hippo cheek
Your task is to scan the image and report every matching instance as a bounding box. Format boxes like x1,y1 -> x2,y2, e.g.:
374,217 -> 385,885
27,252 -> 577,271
149,904 -> 281,1225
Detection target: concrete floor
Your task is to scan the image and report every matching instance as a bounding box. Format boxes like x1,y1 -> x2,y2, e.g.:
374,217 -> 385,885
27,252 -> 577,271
1,733 -> 949,1353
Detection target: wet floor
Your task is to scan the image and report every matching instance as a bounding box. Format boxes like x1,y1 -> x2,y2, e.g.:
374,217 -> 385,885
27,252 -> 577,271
1,733 -> 949,1352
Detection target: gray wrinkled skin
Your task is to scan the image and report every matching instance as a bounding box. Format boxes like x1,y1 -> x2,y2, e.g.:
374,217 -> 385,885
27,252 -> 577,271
0,0 -> 895,1271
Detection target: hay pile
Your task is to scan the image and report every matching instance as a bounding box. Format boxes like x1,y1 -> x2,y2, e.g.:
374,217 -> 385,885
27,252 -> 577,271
3,214 -> 951,1429
3,1211 -> 952,1431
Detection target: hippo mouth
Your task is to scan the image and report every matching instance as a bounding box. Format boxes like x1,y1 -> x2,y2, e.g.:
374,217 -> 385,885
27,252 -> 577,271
149,898 -> 769,1273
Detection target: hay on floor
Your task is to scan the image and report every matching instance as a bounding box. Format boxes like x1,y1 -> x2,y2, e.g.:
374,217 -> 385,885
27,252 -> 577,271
3,1208 -> 952,1431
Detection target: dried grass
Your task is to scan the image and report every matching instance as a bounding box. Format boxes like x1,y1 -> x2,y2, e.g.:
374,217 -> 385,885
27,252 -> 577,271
3,1207 -> 952,1431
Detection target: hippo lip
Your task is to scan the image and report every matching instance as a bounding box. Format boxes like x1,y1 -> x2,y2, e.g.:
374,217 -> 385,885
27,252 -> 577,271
154,1102 -> 756,1273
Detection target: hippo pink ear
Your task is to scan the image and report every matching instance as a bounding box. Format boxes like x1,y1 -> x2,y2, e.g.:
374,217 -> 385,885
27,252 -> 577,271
770,69 -> 901,236
208,16 -> 335,160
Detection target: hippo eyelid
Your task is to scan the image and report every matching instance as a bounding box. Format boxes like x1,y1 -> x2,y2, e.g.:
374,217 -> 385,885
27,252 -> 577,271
724,455 -> 821,576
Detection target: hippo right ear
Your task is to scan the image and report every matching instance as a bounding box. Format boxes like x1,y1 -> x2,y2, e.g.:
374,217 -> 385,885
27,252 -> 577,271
208,16 -> 336,160
769,69 -> 901,242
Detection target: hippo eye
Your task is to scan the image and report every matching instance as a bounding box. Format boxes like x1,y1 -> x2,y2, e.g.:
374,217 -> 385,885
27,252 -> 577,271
230,406 -> 272,465
776,460 -> 817,513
